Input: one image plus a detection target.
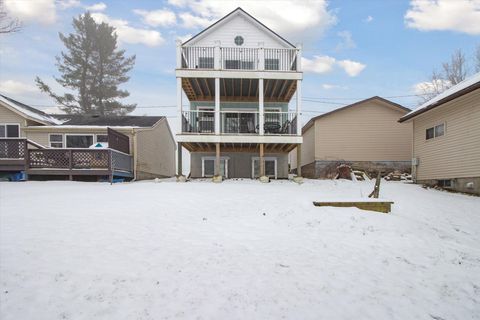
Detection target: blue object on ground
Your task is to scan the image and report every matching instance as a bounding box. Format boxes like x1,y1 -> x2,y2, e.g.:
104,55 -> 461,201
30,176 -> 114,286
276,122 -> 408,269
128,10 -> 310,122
9,171 -> 26,181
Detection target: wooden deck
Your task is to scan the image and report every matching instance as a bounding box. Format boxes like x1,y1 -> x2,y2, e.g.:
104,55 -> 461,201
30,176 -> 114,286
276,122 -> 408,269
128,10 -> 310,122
1,138 -> 133,181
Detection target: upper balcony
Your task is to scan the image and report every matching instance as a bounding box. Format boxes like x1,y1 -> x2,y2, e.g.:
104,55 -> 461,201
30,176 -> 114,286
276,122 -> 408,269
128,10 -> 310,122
176,43 -> 302,79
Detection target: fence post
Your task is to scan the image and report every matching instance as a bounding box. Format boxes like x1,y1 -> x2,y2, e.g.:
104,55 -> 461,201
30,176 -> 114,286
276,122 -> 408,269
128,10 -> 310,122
68,149 -> 73,181
108,150 -> 113,184
24,142 -> 30,180
214,41 -> 221,70
258,42 -> 264,71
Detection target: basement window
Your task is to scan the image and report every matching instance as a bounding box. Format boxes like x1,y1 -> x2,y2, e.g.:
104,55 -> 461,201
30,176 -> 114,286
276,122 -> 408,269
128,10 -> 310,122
426,123 -> 445,140
437,179 -> 452,188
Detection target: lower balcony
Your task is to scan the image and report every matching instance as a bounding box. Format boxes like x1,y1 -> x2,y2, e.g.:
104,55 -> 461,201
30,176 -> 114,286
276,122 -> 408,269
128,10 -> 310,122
181,110 -> 298,135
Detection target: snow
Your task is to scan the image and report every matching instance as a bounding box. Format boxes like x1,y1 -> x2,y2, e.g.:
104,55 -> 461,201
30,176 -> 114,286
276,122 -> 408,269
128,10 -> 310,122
1,179 -> 479,319
0,95 -> 63,125
403,72 -> 480,119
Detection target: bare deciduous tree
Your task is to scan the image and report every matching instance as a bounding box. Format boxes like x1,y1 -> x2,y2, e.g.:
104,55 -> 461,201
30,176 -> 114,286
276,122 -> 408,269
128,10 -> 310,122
0,0 -> 21,34
417,49 -> 469,105
442,49 -> 467,85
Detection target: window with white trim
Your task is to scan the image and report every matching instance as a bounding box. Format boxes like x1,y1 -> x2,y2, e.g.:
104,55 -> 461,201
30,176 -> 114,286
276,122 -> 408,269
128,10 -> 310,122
49,134 -> 64,148
426,123 -> 445,140
0,123 -> 20,138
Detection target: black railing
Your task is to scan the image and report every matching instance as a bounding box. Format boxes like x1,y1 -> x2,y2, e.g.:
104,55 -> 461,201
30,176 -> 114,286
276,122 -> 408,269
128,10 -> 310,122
182,110 -> 215,133
220,112 -> 259,134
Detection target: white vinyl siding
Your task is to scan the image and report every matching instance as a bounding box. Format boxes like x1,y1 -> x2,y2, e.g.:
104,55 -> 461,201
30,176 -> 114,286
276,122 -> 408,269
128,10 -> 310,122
187,13 -> 290,48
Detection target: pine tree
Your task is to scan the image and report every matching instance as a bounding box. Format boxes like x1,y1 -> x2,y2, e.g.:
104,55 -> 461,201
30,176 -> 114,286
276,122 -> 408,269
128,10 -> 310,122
36,12 -> 136,115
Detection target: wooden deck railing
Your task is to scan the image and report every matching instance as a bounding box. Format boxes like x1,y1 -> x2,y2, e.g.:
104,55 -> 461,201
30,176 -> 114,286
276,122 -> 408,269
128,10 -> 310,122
27,148 -> 133,173
0,138 -> 27,159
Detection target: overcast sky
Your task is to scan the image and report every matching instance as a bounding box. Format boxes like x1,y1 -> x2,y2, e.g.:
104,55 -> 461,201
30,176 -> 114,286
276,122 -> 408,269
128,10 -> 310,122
1,0 -> 479,127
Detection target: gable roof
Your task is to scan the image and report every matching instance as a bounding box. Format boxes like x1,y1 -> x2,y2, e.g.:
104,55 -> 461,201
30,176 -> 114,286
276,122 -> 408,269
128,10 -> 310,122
399,72 -> 480,123
302,96 -> 411,134
182,7 -> 295,48
53,114 -> 164,127
0,94 -> 63,125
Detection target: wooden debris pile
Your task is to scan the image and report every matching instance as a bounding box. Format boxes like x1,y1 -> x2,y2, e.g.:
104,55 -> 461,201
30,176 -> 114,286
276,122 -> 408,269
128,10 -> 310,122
384,170 -> 412,181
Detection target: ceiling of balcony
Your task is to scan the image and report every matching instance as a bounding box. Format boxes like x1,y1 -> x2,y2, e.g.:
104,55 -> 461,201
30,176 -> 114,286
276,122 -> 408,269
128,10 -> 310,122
182,78 -> 297,103
180,141 -> 297,153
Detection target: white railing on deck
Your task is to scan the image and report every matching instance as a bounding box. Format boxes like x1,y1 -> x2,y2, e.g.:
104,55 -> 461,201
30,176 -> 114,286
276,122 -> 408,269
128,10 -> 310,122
180,46 -> 299,71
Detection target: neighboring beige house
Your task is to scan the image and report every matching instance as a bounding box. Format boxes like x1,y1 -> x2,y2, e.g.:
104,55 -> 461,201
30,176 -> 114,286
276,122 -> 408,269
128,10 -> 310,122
399,73 -> 480,195
0,94 -> 176,181
291,96 -> 412,178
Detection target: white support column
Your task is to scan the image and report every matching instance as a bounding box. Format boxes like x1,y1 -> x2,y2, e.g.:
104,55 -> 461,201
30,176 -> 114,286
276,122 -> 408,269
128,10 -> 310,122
296,43 -> 302,72
259,78 -> 264,135
215,77 -> 220,134
176,39 -> 182,69
214,40 -> 221,70
258,42 -> 265,71
296,79 -> 302,136
177,77 -> 183,133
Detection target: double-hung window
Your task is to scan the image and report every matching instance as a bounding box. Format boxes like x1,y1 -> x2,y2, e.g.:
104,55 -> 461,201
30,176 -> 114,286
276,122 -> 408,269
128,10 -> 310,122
0,123 -> 20,138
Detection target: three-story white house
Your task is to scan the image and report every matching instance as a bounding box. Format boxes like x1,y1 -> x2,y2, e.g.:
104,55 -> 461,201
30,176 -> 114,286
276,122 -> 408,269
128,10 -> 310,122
176,8 -> 303,180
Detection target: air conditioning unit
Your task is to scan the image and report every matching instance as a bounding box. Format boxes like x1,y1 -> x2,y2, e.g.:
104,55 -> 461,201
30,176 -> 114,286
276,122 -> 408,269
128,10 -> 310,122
412,157 -> 419,166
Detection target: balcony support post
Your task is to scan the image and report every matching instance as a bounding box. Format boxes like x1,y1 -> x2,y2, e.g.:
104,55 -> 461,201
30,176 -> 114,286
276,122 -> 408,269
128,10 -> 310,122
176,39 -> 182,69
296,144 -> 302,177
296,79 -> 302,136
259,143 -> 265,177
177,77 -> 183,132
215,142 -> 220,176
215,77 -> 220,135
259,78 -> 264,135
177,142 -> 183,176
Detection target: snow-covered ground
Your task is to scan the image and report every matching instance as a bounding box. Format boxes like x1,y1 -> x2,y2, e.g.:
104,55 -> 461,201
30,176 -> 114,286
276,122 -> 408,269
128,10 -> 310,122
0,179 -> 479,320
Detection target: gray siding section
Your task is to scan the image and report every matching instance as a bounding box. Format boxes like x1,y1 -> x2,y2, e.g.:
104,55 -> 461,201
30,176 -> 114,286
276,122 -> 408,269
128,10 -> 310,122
191,152 -> 289,179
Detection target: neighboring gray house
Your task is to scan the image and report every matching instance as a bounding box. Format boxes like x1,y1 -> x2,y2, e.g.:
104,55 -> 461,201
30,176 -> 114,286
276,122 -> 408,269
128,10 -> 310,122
0,94 -> 176,181
175,7 -> 303,180
399,73 -> 480,195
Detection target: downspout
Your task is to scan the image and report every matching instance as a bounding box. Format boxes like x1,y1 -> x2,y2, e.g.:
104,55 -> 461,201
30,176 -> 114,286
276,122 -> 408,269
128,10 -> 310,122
132,128 -> 138,181
412,120 -> 416,183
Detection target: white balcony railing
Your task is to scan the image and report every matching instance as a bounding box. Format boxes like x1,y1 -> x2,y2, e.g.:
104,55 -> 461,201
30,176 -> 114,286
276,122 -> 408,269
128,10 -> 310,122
181,110 -> 298,135
180,46 -> 299,72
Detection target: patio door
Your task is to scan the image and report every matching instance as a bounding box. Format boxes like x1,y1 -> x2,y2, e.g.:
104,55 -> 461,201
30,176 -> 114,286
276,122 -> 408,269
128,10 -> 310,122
202,157 -> 229,178
252,157 -> 277,179
197,107 -> 214,133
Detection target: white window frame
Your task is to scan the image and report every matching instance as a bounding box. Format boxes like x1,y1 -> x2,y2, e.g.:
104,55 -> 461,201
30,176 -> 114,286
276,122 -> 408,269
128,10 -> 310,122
0,123 -> 21,138
65,133 -> 95,148
251,156 -> 277,179
48,133 -> 65,148
201,156 -> 229,178
426,122 -> 446,141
